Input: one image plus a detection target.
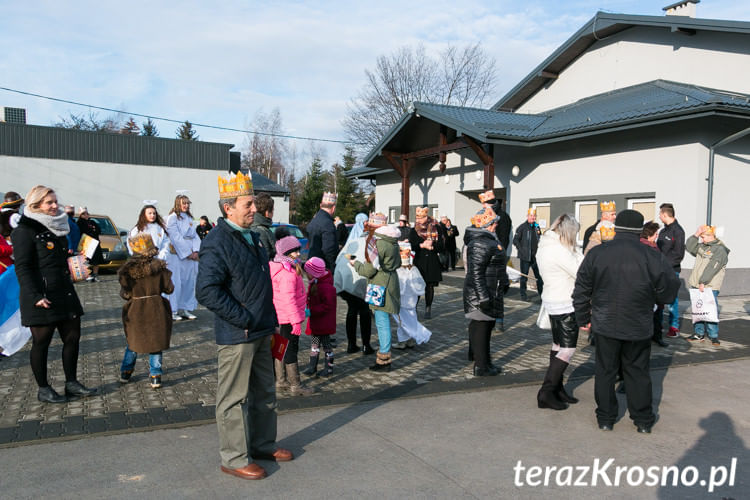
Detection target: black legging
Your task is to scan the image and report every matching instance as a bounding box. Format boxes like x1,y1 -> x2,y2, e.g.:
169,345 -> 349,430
468,319 -> 494,369
425,285 -> 435,309
340,292 -> 372,348
30,317 -> 81,387
280,323 -> 299,365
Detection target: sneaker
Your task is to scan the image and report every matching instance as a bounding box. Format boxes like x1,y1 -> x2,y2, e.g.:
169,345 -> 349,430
392,341 -> 408,350
687,334 -> 705,342
666,327 -> 680,338
150,375 -> 162,389
172,313 -> 182,322
711,338 -> 721,346
86,275 -> 95,282
181,311 -> 197,320
406,338 -> 417,348
119,370 -> 133,384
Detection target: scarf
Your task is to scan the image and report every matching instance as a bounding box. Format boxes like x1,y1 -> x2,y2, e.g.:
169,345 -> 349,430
414,216 -> 438,241
24,208 -> 70,237
273,252 -> 299,272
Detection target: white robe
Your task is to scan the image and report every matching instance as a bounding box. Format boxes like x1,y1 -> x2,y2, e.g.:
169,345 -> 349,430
391,266 -> 432,344
165,213 -> 200,312
128,223 -> 170,261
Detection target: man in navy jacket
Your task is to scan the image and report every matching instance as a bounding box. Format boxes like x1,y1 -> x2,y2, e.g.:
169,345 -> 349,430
306,191 -> 338,271
196,171 -> 292,480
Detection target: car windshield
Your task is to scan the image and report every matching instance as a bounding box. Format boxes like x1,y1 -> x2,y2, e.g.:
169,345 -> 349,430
290,227 -> 304,239
90,217 -> 118,236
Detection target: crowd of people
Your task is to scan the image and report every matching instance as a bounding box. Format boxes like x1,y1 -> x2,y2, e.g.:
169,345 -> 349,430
0,177 -> 732,478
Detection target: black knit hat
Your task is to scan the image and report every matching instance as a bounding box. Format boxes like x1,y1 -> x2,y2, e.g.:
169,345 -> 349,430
614,209 -> 644,233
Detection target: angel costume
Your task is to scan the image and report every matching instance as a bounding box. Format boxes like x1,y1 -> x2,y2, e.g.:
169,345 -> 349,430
391,252 -> 432,345
165,212 -> 200,313
128,223 -> 169,261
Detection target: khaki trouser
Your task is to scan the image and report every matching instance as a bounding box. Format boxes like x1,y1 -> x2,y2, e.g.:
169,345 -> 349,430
216,336 -> 277,468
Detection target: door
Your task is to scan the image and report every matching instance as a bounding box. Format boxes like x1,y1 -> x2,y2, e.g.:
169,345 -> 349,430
532,203 -> 550,233
576,201 -> 598,244
629,198 -> 656,223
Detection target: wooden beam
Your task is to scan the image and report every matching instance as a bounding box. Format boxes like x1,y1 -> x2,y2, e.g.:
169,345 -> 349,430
382,150 -> 404,176
538,70 -> 558,79
438,125 -> 447,173
401,158 -> 412,216
485,144 -> 495,191
462,135 -> 492,165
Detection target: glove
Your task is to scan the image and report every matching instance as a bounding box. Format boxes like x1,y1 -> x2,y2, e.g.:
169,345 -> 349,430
305,308 -> 310,318
291,323 -> 302,335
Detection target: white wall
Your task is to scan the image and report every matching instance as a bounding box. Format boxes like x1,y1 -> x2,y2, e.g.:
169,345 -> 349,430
1,156 -> 228,231
517,27 -> 750,113
271,195 -> 290,224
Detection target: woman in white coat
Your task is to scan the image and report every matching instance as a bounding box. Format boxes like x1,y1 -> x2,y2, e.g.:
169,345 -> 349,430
535,213 -> 584,411
128,203 -> 169,261
165,195 -> 200,321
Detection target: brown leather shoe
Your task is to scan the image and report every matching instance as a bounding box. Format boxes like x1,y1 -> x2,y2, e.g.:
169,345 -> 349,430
252,448 -> 294,462
220,463 -> 266,480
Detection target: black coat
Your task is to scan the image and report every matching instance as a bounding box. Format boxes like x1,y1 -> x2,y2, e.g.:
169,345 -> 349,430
77,217 -> 104,265
11,216 -> 84,326
442,224 -> 459,252
408,227 -> 444,284
495,210 -> 512,251
657,220 -> 686,272
307,209 -> 338,270
513,221 -> 542,262
463,227 -> 508,318
573,232 -> 680,341
196,218 -> 277,345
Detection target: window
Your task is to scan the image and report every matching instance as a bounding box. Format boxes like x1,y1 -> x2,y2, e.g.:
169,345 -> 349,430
575,201 -> 598,243
389,208 -> 397,224
629,198 -> 656,223
532,202 -> 550,233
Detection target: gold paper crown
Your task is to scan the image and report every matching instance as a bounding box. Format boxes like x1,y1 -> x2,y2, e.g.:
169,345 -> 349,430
479,190 -> 495,203
600,201 -> 616,212
218,171 -> 254,199
128,232 -> 157,255
322,191 -> 338,205
599,225 -> 616,241
701,225 -> 716,235
472,207 -> 498,228
527,207 -> 537,216
415,206 -> 429,218
368,212 -> 387,228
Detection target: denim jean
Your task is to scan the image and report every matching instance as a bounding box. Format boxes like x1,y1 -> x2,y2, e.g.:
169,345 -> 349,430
374,310 -> 391,354
693,290 -> 720,339
120,346 -> 163,376
667,271 -> 681,329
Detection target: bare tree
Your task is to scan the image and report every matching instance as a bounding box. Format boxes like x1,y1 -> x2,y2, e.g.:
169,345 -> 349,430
241,107 -> 289,184
54,111 -> 124,133
343,43 -> 497,156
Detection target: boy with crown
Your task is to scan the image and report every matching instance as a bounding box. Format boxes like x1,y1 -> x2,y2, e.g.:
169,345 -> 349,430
196,171 -> 292,481
513,207 -> 544,301
306,191 -> 339,271
118,232 -> 174,389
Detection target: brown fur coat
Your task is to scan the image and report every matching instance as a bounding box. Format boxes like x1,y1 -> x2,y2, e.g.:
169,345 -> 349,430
118,256 -> 174,353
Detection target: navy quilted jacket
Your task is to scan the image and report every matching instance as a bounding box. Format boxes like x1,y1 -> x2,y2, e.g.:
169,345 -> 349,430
196,218 -> 278,345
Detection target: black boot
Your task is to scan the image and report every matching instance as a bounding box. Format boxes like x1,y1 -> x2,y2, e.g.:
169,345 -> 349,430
537,358 -> 569,410
549,352 -> 578,404
65,380 -> 98,398
38,386 -> 67,404
652,326 -> 668,347
319,352 -> 334,377
424,306 -> 432,319
302,354 -> 319,376
346,343 -> 360,354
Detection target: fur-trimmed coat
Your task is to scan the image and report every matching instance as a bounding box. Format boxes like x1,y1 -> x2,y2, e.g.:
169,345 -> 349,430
119,256 -> 174,353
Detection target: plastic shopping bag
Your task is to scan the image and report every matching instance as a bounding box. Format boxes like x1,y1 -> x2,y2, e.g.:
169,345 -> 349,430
689,288 -> 719,324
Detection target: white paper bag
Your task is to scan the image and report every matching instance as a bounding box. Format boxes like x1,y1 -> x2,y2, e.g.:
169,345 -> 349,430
689,288 -> 719,324
536,304 -> 551,330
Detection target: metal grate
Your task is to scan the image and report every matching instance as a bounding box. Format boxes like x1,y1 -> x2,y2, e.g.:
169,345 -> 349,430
3,107 -> 26,124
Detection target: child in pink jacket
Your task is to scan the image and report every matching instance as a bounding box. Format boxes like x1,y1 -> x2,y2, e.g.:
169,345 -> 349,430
302,257 -> 337,377
269,236 -> 312,396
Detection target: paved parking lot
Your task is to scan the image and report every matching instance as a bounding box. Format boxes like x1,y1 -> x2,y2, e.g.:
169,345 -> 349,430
1,270 -> 748,446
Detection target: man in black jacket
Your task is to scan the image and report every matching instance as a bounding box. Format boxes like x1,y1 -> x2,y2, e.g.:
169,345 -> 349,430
196,172 -> 292,480
306,192 -> 338,271
513,208 -> 543,301
656,203 -> 685,338
479,190 -> 512,251
573,210 -> 679,433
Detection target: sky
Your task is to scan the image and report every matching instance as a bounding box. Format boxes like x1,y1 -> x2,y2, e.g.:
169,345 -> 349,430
2,0 -> 749,170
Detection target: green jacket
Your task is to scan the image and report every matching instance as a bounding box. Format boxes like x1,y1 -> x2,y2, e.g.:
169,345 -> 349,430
686,235 -> 730,291
354,235 -> 400,314
250,213 -> 276,260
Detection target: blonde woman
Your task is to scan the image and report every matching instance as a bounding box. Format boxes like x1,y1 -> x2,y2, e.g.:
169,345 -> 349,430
12,185 -> 97,403
535,214 -> 583,410
166,194 -> 200,321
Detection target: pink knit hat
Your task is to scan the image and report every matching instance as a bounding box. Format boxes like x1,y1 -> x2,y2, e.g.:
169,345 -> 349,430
275,236 -> 301,256
304,257 -> 327,278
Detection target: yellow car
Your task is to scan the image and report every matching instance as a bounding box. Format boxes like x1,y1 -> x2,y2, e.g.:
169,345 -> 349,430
75,214 -> 128,271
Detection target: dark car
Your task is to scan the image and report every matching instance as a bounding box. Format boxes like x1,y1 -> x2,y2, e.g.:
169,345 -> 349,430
271,223 -> 309,259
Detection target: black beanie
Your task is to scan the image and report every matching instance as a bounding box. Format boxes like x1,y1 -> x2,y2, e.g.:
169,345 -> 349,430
614,209 -> 644,232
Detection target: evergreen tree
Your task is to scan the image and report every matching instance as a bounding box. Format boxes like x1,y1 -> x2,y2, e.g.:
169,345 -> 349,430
176,120 -> 198,140
141,118 -> 159,136
330,147 -> 366,223
296,157 -> 327,226
120,117 -> 140,135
